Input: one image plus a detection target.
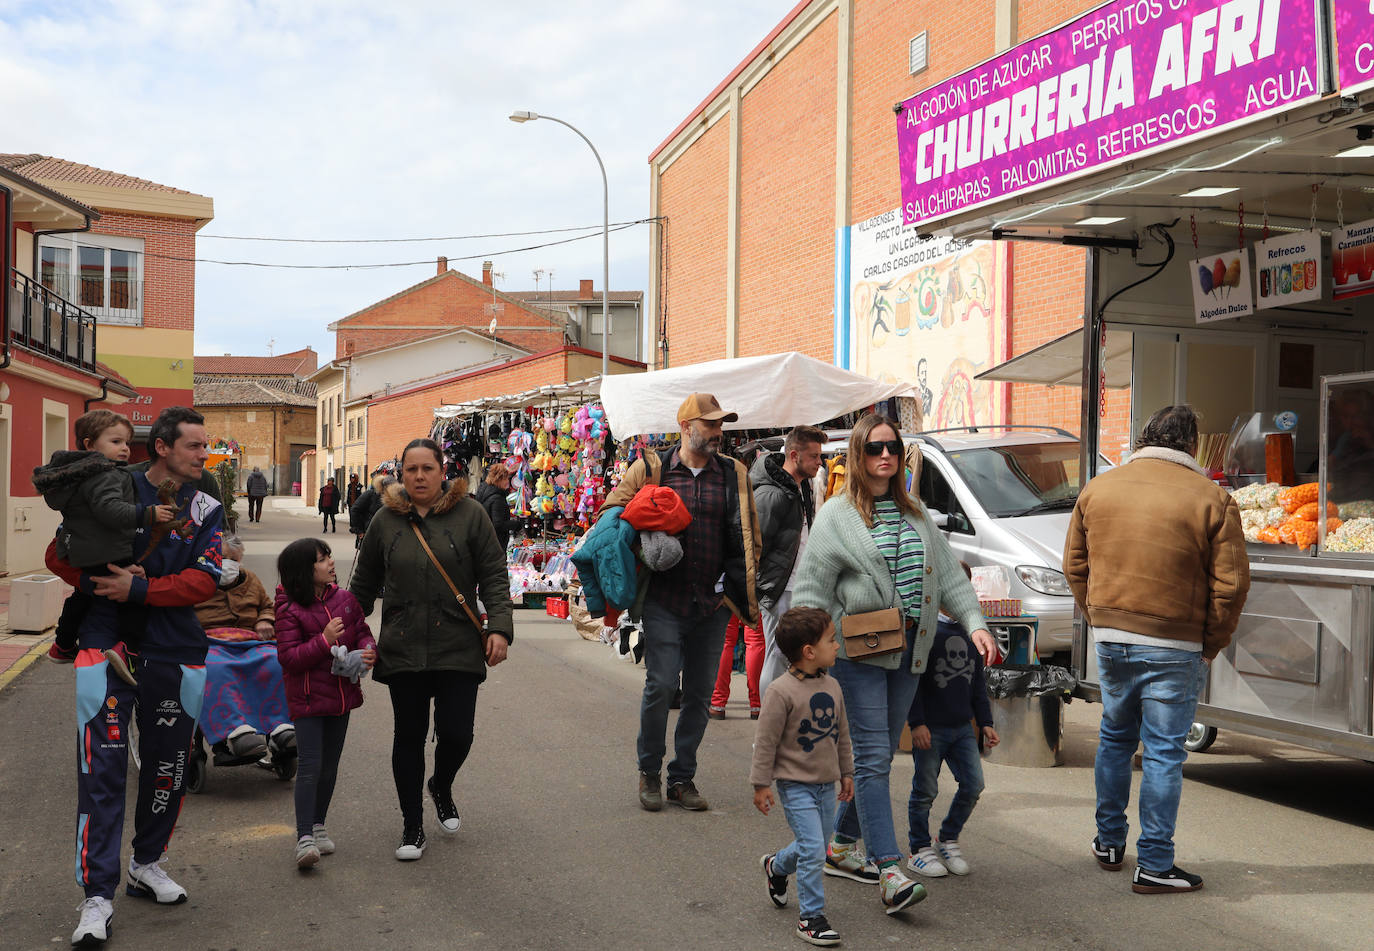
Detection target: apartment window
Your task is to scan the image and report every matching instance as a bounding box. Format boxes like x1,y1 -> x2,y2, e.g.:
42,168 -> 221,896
347,418 -> 354,440
38,234 -> 144,325
336,399 -> 342,426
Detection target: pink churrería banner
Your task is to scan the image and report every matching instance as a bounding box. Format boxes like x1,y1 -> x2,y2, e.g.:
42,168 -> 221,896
1334,0 -> 1374,95
896,0 -> 1322,228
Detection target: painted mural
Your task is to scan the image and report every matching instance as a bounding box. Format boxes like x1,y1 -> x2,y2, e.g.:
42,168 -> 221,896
849,209 -> 1006,429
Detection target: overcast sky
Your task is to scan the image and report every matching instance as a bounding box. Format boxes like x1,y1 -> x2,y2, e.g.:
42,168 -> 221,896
0,0 -> 789,363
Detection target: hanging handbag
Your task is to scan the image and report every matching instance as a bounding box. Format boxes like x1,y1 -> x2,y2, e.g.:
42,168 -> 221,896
410,523 -> 492,663
840,606 -> 905,659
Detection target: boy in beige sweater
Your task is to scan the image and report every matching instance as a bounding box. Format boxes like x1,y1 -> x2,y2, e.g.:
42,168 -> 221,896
751,607 -> 854,947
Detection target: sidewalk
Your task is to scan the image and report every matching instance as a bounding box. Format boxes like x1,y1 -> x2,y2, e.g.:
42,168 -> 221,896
0,574 -> 54,691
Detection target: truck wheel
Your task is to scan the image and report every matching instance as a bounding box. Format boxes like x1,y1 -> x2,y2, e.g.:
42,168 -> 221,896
1184,723 -> 1217,753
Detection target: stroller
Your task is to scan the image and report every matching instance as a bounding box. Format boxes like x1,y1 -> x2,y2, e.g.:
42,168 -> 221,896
189,628 -> 298,793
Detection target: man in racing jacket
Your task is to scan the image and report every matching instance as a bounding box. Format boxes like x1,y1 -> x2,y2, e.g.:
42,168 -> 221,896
47,406 -> 223,948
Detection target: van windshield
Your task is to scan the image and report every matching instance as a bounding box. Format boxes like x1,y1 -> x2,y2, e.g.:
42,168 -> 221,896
945,442 -> 1085,517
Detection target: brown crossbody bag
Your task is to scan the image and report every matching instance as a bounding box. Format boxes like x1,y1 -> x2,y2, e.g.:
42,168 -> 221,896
841,607 -> 905,658
410,523 -> 490,661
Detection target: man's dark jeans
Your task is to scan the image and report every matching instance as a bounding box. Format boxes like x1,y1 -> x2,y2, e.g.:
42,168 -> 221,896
637,601 -> 728,786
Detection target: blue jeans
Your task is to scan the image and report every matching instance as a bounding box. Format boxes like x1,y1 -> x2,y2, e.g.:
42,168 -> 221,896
829,641 -> 919,866
637,602 -> 729,785
773,780 -> 836,918
1095,643 -> 1207,872
907,722 -> 984,851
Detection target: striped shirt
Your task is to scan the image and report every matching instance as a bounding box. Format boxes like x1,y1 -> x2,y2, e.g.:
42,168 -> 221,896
871,498 -> 924,619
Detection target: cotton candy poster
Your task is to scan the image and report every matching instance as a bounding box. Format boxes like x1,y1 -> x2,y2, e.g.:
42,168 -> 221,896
1191,251 -> 1253,322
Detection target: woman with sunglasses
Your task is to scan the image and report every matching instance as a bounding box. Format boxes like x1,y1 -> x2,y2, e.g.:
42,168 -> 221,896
792,413 -> 994,915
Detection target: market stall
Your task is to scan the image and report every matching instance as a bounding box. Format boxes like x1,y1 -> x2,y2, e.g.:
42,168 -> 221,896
899,0 -> 1374,758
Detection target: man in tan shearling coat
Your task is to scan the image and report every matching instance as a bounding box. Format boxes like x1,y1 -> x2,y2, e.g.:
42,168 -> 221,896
1064,405 -> 1249,896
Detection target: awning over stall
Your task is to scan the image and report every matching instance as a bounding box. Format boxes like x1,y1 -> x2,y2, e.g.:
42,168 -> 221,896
598,352 -> 915,436
976,328 -> 1133,389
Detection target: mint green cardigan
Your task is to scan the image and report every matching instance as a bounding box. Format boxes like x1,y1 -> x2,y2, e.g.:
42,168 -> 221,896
792,495 -> 986,674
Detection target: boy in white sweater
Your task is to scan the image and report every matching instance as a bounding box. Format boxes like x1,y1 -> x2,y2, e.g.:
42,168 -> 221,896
751,607 -> 855,947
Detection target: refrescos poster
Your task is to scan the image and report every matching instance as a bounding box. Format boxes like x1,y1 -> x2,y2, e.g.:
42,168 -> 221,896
849,209 -> 1006,428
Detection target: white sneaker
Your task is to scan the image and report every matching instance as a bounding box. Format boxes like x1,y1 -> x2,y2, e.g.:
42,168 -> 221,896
907,846 -> 949,877
72,896 -> 112,947
312,823 -> 336,854
937,839 -> 970,876
126,858 -> 188,904
295,835 -> 321,869
878,865 -> 927,915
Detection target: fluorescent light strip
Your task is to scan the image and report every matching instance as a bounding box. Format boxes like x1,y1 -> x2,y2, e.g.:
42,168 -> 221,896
1334,145 -> 1374,159
991,137 -> 1283,230
1180,186 -> 1238,198
1076,216 -> 1126,225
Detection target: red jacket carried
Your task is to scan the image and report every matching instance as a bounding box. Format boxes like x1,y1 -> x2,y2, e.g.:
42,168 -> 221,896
622,484 -> 692,534
274,584 -> 376,719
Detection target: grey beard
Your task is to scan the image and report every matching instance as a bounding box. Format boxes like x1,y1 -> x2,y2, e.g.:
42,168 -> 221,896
688,432 -> 719,455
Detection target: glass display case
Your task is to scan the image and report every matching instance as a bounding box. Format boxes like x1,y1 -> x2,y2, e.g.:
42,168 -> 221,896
1319,371 -> 1374,556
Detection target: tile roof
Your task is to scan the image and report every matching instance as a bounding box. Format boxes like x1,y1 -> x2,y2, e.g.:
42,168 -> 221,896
332,269 -> 566,330
193,347 -> 317,376
193,378 -> 318,408
507,289 -> 643,304
0,153 -> 206,196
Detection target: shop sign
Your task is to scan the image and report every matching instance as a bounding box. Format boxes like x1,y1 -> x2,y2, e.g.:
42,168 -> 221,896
1254,229 -> 1322,309
1333,217 -> 1374,301
1190,250 -> 1253,322
897,0 -> 1322,227
1334,0 -> 1374,94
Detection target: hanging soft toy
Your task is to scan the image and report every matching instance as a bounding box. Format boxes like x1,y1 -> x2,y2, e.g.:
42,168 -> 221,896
542,416 -> 558,434
534,473 -> 556,517
587,405 -> 607,441
573,406 -> 593,441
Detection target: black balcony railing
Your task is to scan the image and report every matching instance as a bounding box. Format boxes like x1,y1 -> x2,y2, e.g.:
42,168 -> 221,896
7,268 -> 99,375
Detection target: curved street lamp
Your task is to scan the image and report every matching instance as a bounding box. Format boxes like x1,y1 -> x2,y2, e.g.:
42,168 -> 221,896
509,110 -> 610,381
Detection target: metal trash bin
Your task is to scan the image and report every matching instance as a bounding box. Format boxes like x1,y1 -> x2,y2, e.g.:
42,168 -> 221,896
984,664 -> 1076,768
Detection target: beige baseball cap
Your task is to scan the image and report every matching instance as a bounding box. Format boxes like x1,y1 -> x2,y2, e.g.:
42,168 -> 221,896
676,392 -> 739,424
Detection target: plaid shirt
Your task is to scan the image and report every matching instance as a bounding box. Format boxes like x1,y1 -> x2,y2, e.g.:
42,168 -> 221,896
649,449 -> 728,617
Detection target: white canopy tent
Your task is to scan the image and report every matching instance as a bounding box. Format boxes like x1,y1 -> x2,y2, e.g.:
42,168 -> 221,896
598,351 -> 916,437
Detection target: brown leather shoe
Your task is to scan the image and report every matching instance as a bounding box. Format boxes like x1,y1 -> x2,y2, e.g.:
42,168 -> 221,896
666,781 -> 709,811
708,706 -> 726,720
638,772 -> 663,812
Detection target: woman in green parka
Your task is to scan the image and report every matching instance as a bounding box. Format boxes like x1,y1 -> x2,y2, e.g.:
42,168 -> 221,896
351,438 -> 513,862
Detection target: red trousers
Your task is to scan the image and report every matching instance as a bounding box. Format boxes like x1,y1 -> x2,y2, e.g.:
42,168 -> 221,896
711,616 -> 764,711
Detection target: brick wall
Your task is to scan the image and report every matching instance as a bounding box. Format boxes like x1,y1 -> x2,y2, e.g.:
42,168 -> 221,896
91,211 -> 197,332
197,406 -> 318,487
335,271 -> 563,359
737,11 -> 837,361
658,118 -> 730,369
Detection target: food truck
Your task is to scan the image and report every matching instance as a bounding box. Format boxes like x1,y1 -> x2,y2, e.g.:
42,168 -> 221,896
897,0 -> 1374,758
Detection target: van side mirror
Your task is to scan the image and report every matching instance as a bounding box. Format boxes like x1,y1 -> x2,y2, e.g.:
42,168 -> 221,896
930,509 -> 950,529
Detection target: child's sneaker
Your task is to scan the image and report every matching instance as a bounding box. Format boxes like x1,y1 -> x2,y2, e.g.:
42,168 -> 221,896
103,645 -> 137,687
907,846 -> 948,877
311,824 -> 335,855
295,835 -> 320,869
47,643 -> 78,664
761,853 -> 788,907
936,839 -> 970,876
877,865 -> 926,915
796,914 -> 841,946
824,840 -> 879,883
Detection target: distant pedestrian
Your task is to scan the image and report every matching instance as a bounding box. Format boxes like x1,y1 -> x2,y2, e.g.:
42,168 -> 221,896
1065,404 -> 1249,894
752,607 -> 853,948
318,478 -> 340,533
345,472 -> 363,510
274,538 -> 376,869
246,466 -> 270,522
598,393 -> 761,814
474,462 -> 515,551
350,473 -> 394,550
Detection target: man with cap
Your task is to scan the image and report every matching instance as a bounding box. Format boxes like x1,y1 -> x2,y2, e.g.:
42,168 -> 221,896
599,393 -> 762,812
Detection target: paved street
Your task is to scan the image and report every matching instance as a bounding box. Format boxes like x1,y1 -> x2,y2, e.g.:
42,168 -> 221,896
2,508 -> 1373,950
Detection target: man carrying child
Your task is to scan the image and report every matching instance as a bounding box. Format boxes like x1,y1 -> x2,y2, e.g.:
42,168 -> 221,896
751,607 -> 854,947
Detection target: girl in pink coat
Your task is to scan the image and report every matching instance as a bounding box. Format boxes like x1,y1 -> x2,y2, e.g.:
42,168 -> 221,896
275,538 -> 376,869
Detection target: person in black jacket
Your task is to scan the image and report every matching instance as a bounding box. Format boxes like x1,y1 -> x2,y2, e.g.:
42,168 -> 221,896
753,425 -> 826,691
318,478 -> 341,533
474,463 -> 514,551
349,473 -> 393,548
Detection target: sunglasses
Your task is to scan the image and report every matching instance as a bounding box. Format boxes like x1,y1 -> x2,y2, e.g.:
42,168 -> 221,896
863,439 -> 903,457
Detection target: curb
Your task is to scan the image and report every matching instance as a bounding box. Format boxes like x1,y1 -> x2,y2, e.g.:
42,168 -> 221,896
0,637 -> 52,694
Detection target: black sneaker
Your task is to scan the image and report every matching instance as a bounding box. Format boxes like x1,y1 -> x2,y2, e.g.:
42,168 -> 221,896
1092,835 -> 1124,871
666,781 -> 709,811
427,777 -> 461,835
395,826 -> 426,861
761,853 -> 788,908
796,914 -> 841,947
1132,864 -> 1203,894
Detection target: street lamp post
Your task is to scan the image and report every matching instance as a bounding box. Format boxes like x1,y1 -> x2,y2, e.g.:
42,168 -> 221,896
509,110 -> 610,381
